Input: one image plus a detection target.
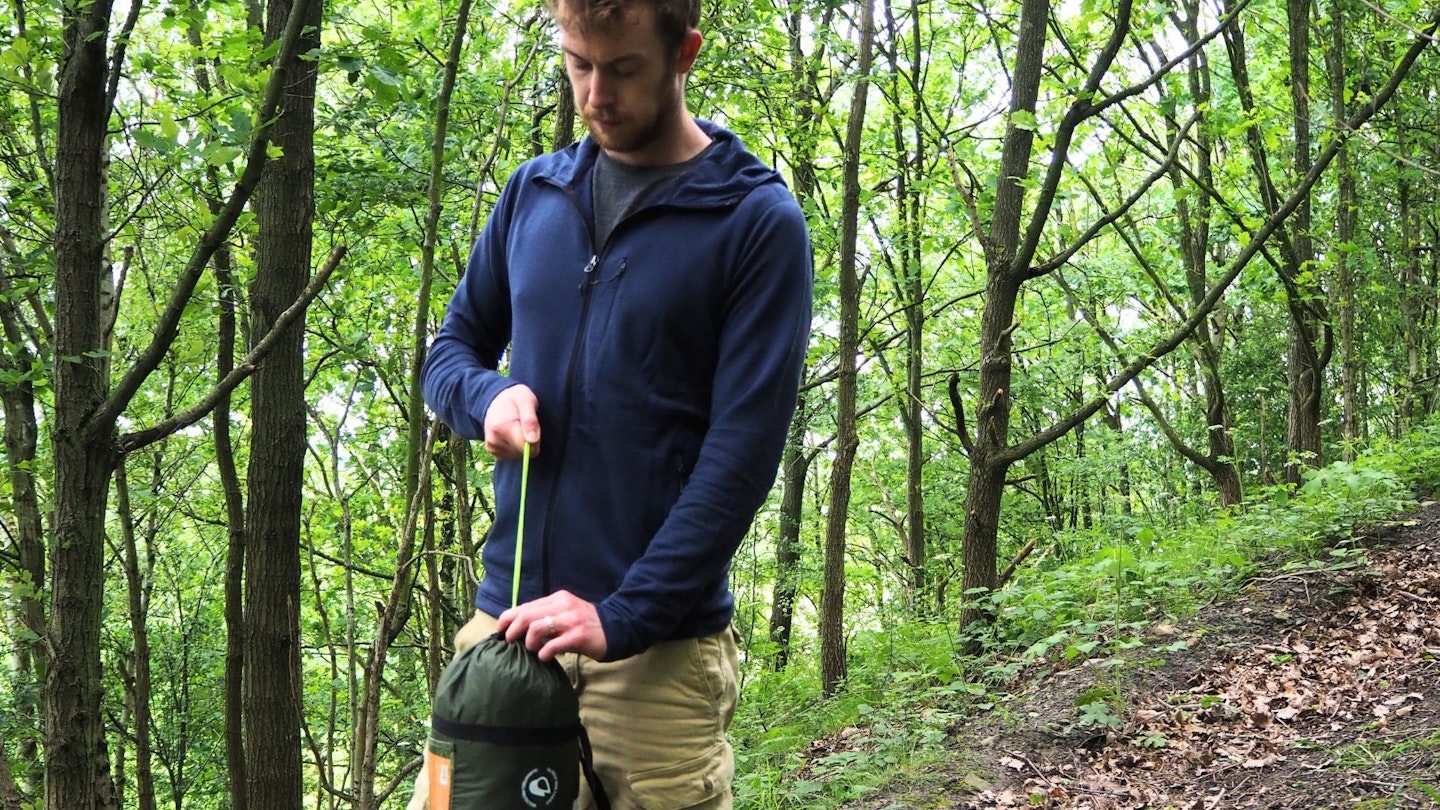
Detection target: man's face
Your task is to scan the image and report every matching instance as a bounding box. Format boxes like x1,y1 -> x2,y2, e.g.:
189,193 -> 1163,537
558,5 -> 687,164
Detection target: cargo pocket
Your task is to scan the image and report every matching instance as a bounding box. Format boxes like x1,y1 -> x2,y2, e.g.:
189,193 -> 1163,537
627,740 -> 733,810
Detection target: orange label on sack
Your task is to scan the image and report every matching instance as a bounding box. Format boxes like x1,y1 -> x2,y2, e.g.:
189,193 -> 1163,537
428,750 -> 453,810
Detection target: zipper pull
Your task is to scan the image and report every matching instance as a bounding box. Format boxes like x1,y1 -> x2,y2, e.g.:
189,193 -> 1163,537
577,255 -> 598,292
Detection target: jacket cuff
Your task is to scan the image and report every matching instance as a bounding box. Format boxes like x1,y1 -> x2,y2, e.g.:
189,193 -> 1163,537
595,600 -> 642,662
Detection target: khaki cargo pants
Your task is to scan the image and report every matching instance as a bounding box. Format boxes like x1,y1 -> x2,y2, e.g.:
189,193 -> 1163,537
408,611 -> 739,810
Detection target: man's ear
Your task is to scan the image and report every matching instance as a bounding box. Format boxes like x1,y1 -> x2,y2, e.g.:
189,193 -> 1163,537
676,29 -> 702,73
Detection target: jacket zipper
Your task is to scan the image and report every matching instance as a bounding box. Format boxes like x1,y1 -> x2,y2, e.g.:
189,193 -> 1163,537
536,170 -> 664,597
539,176 -> 603,596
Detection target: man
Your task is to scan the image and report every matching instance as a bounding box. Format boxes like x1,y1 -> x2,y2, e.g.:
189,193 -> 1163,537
414,0 -> 812,807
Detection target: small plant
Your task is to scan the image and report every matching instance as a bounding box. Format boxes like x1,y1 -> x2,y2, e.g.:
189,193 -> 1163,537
1140,732 -> 1169,749
1072,684 -> 1123,730
1076,700 -> 1122,729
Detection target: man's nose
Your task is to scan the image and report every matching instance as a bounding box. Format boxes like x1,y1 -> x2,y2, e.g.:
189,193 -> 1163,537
587,72 -> 612,107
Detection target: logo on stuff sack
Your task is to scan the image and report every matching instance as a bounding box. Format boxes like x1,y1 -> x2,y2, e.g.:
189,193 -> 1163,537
521,767 -> 560,807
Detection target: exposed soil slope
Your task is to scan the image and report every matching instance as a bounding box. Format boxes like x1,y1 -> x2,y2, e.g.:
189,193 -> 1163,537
844,500 -> 1440,809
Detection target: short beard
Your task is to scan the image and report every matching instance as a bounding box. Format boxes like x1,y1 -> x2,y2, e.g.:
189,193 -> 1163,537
583,64 -> 682,160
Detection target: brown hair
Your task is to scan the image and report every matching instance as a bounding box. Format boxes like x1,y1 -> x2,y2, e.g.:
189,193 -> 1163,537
547,0 -> 702,57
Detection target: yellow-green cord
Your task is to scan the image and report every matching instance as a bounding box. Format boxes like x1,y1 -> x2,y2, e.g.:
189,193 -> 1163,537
511,441 -> 530,609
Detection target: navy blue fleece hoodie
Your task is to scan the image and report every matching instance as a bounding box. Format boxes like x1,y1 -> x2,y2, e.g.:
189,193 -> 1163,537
422,120 -> 813,661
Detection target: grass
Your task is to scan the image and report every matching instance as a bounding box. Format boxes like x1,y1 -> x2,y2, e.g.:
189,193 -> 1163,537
1332,726 -> 1440,770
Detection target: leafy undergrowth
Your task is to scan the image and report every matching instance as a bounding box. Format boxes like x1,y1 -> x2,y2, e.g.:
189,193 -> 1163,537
836,500 -> 1440,809
734,427 -> 1440,809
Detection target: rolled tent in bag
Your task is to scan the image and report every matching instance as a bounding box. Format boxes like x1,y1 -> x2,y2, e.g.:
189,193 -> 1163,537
427,632 -> 582,810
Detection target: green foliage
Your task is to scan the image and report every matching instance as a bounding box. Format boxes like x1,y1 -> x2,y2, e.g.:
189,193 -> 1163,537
1360,419 -> 1440,496
733,619 -> 978,808
733,426 -> 1439,806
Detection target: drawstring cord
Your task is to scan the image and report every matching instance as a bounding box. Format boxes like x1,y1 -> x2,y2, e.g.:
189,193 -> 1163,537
511,440 -> 530,610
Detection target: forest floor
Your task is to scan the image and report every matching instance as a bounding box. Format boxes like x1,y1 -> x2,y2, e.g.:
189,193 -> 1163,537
832,499 -> 1440,809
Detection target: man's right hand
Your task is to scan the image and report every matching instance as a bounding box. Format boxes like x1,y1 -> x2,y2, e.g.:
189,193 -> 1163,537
483,384 -> 541,460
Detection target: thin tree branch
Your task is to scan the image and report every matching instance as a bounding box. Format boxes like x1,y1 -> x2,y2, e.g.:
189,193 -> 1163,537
118,244 -> 346,453
997,538 -> 1037,588
948,372 -> 974,454
1012,0 -> 1137,274
89,0 -> 319,439
1016,0 -> 1250,277
998,8 -> 1440,466
1029,112 -> 1199,277
1087,0 -> 1252,119
103,0 -> 143,116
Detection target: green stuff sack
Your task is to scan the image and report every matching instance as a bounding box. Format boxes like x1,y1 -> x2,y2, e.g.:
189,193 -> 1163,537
428,632 -> 598,810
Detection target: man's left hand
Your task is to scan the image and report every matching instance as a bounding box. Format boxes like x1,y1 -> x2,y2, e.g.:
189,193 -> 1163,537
497,590 -> 608,662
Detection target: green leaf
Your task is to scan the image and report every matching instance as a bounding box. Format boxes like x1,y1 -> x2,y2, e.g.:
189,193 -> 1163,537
204,144 -> 245,166
133,127 -> 176,154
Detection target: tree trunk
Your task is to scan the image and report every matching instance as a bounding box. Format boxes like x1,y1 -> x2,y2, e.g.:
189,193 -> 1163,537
768,399 -> 809,671
1282,0 -> 1324,485
1173,0 -> 1242,507
1399,180 -> 1423,430
1427,99 -> 1440,420
1222,0 -> 1330,485
1428,218 -> 1440,420
553,67 -> 576,151
447,434 -> 473,664
957,0 -> 1048,640
116,460 -> 158,810
0,296 -> 45,797
184,7 -> 252,803
243,0 -> 321,807
883,0 -> 928,607
819,0 -> 876,698
425,482 -> 443,686
356,3 -> 472,807
767,5 -> 824,672
1326,0 -> 1358,459
217,229 -> 249,810
0,736 -> 21,810
46,0 -> 122,805
185,7 -> 252,801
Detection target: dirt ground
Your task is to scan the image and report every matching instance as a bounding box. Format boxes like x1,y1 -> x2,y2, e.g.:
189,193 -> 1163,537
840,500 -> 1440,809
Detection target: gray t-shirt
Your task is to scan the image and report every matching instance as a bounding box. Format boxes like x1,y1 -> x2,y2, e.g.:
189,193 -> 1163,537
591,145 -> 711,249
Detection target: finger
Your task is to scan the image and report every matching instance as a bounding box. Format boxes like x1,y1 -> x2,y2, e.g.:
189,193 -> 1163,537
536,618 -> 574,662
498,607 -> 543,645
496,607 -> 517,638
483,391 -> 526,458
526,614 -> 557,655
492,394 -> 542,459
515,395 -> 541,446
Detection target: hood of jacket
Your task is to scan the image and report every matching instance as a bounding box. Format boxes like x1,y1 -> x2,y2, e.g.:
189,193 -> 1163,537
529,118 -> 784,213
